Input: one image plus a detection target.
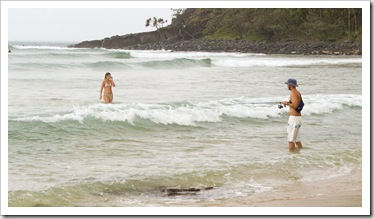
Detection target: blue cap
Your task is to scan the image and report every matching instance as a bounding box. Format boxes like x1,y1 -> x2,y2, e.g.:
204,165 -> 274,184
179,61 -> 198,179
285,78 -> 298,87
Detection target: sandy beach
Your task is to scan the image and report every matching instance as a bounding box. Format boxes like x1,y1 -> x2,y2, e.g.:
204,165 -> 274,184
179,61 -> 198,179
196,168 -> 362,207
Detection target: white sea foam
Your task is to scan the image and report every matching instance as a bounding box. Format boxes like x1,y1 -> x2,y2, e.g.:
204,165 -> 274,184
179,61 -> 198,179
213,56 -> 362,67
125,50 -> 264,59
110,50 -> 361,67
301,94 -> 362,115
15,94 -> 361,125
12,45 -> 79,50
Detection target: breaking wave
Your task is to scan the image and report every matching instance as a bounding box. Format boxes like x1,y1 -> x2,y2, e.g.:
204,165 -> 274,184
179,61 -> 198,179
139,58 -> 212,68
13,94 -> 361,126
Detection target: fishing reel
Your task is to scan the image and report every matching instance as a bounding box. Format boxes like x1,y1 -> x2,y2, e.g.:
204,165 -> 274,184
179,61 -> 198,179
278,102 -> 284,109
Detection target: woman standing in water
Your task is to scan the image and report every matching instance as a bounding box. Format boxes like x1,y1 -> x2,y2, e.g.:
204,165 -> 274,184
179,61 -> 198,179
100,72 -> 116,103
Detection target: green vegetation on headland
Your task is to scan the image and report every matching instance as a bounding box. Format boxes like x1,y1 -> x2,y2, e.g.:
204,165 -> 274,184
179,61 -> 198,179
170,8 -> 362,42
71,8 -> 362,55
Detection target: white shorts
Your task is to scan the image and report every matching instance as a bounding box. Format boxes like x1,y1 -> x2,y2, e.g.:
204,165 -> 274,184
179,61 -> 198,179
287,116 -> 302,142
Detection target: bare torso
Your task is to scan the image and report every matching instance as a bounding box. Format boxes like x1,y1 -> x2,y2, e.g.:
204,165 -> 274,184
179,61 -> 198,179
102,79 -> 113,94
288,89 -> 302,116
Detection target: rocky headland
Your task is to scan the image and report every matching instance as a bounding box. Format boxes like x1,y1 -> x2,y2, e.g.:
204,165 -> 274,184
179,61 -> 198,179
70,28 -> 362,55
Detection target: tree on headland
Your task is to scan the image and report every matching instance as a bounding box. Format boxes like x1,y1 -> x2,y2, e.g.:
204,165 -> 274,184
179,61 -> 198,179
145,17 -> 168,30
145,17 -> 169,40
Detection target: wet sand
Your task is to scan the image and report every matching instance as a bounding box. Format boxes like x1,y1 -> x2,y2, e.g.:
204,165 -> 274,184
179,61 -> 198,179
197,168 -> 362,208
254,191 -> 361,207
255,169 -> 362,207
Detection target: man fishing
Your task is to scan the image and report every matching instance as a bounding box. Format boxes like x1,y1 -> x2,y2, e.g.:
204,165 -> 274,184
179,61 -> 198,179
282,78 -> 304,151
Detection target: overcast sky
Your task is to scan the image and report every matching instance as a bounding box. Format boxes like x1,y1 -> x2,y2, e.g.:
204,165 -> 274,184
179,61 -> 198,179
9,8 -> 173,42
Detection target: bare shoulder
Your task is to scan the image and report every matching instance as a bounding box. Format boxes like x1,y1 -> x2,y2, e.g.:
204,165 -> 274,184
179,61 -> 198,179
292,89 -> 301,96
297,90 -> 302,98
291,90 -> 301,101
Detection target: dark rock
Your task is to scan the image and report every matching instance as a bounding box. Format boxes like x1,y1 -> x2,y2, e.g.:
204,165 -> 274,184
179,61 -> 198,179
166,188 -> 201,193
160,187 -> 213,197
69,30 -> 362,55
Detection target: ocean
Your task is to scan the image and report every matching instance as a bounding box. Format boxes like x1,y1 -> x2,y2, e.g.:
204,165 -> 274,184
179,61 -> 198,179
7,41 -> 362,207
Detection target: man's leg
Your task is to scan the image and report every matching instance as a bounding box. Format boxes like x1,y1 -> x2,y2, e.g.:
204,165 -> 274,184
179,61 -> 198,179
296,141 -> 302,149
289,142 -> 296,151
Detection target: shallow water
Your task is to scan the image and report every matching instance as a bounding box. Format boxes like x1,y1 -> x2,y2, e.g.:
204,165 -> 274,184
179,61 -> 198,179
8,42 -> 362,207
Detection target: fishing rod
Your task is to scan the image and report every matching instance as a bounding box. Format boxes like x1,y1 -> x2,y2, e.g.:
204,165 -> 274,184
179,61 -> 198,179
248,102 -> 285,109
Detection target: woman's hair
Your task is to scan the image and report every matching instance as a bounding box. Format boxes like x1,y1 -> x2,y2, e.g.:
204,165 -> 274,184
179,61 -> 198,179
104,72 -> 111,79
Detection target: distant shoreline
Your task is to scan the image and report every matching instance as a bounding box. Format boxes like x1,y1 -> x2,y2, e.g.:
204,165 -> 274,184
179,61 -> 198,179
71,38 -> 362,56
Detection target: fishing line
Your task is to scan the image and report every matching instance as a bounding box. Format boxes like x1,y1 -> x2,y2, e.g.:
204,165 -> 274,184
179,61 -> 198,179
248,102 -> 285,109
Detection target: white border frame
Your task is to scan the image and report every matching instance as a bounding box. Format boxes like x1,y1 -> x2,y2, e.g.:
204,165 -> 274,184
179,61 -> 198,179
1,0 -> 370,216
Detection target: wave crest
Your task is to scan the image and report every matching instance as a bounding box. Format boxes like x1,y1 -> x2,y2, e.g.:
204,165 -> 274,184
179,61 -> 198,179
14,94 -> 361,126
104,51 -> 132,59
140,58 -> 211,68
